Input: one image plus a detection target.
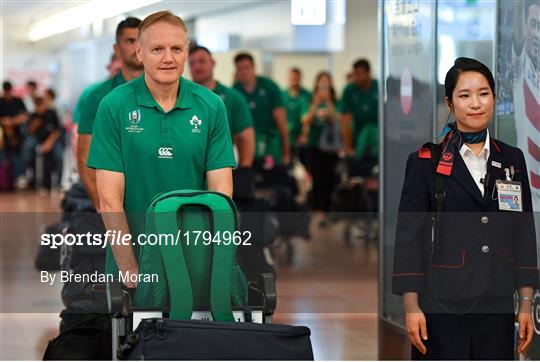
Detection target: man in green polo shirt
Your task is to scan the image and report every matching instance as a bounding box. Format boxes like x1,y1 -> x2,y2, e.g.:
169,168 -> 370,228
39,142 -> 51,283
233,52 -> 290,166
76,17 -> 143,209
73,53 -> 123,125
341,58 -> 378,157
188,45 -> 254,168
87,11 -> 235,287
282,67 -> 311,151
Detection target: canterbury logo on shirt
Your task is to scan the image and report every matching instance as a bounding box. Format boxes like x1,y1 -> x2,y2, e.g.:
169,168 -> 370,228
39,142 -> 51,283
158,147 -> 173,159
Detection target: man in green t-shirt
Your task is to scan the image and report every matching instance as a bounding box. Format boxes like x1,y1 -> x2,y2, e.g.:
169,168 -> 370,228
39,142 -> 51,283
233,52 -> 290,166
72,53 -> 122,126
341,58 -> 378,157
283,67 -> 311,150
87,11 -> 236,287
188,45 -> 254,168
76,17 -> 143,209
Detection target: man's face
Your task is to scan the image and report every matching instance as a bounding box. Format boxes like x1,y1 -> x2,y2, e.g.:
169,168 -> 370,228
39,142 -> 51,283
353,67 -> 369,87
288,71 -> 301,89
115,27 -> 143,70
137,22 -> 189,86
525,4 -> 540,61
235,59 -> 255,84
188,49 -> 214,84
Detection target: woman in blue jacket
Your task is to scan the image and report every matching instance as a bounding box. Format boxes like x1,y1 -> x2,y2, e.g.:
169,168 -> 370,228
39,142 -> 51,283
392,57 -> 538,360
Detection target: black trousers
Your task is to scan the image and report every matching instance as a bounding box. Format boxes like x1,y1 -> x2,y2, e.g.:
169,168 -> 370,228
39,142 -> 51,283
307,147 -> 338,212
411,312 -> 515,360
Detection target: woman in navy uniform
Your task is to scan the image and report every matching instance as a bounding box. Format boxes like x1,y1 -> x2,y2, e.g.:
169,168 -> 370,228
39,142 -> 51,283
392,58 -> 538,360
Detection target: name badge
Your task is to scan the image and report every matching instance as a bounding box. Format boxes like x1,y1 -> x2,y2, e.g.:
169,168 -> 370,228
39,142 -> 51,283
496,180 -> 522,212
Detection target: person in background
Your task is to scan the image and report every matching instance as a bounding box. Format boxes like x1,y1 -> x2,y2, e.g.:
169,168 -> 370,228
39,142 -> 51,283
189,45 -> 255,168
23,80 -> 38,113
233,52 -> 290,168
43,88 -> 65,186
341,59 -> 378,159
76,17 -> 143,210
20,96 -> 60,189
0,81 -> 27,188
72,52 -> 123,127
299,71 -> 341,225
283,67 -> 311,160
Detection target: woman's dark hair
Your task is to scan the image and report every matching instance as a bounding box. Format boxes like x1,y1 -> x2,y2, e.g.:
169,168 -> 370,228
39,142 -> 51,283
312,71 -> 337,104
444,57 -> 495,103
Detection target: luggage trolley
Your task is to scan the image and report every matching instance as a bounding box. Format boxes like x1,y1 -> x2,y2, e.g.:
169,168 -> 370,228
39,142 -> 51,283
95,272 -> 277,360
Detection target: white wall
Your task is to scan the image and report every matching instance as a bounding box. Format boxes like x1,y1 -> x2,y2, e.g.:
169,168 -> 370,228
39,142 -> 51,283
272,53 -> 331,91
332,0 -> 379,93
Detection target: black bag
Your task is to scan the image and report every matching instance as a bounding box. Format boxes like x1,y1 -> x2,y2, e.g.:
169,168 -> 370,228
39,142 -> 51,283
119,318 -> 313,360
233,167 -> 255,201
43,311 -> 112,360
35,222 -> 69,271
61,212 -> 107,311
61,182 -> 95,215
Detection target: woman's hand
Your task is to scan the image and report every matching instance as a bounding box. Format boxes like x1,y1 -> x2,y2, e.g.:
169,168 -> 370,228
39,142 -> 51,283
406,310 -> 428,355
517,303 -> 534,355
404,292 -> 427,355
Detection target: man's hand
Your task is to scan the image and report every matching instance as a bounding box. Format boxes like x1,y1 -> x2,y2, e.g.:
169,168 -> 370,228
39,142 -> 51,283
406,310 -> 428,355
282,149 -> 291,165
517,304 -> 534,355
121,265 -> 139,289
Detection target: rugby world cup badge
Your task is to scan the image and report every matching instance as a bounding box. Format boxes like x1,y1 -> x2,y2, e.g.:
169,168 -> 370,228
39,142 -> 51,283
129,109 -> 141,125
126,109 -> 144,133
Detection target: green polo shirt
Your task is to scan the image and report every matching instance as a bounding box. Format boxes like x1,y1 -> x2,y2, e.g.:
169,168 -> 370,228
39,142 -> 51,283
73,81 -> 101,124
283,87 -> 311,147
303,101 -> 343,148
341,79 -> 378,147
234,76 -> 284,162
77,72 -> 125,134
355,122 -> 378,160
212,81 -> 253,136
87,75 -> 236,273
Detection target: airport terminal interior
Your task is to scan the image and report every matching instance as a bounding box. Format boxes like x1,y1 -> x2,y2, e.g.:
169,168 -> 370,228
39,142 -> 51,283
1,0 -> 540,360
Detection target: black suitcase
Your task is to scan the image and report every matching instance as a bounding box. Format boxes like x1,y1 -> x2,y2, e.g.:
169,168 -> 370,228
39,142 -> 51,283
43,311 -> 112,360
118,318 -> 314,360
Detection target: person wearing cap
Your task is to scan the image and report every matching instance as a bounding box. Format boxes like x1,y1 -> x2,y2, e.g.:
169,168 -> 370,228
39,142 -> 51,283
87,11 -> 235,287
392,57 -> 537,359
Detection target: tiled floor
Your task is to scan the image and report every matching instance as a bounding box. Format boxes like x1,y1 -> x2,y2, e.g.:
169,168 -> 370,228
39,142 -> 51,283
0,190 -> 378,360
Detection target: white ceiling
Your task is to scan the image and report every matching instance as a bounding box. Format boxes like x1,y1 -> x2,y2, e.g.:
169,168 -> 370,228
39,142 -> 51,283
1,0 -> 265,45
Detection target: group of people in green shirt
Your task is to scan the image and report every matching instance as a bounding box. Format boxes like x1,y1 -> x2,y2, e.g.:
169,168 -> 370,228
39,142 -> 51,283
282,60 -> 379,215
74,10 -> 379,285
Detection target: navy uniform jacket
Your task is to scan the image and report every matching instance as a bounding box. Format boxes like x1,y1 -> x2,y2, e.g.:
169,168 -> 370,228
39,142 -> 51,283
392,138 -> 538,299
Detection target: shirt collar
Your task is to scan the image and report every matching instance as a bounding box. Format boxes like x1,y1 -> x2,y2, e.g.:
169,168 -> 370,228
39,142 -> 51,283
459,128 -> 490,160
134,74 -> 193,111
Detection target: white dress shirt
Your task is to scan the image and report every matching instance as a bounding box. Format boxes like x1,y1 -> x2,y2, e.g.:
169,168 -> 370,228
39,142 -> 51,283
459,130 -> 490,196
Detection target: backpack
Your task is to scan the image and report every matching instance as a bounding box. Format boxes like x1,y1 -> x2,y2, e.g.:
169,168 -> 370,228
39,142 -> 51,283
134,190 -> 248,321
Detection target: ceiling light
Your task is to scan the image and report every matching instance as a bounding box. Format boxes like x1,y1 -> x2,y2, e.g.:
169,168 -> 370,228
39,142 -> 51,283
28,0 -> 161,42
